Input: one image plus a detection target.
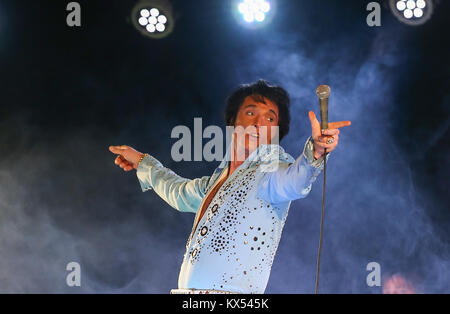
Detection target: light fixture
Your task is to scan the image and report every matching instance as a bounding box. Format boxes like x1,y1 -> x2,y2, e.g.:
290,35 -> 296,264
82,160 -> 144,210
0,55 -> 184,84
131,0 -> 174,39
234,0 -> 275,29
389,0 -> 434,26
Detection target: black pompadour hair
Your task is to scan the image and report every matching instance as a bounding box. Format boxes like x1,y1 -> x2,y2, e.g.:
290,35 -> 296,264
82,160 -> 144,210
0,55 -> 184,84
224,79 -> 291,141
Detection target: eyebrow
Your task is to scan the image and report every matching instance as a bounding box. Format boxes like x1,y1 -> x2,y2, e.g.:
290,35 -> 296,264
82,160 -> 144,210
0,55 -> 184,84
243,104 -> 278,118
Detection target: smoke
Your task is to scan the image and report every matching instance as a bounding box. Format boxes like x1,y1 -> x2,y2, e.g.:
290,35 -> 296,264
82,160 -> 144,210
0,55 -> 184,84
228,12 -> 450,293
0,113 -> 199,293
0,0 -> 448,293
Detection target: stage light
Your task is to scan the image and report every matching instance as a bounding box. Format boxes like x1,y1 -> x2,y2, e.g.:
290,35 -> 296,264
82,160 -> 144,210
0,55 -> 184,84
234,0 -> 275,29
131,0 -> 174,39
238,0 -> 270,23
389,0 -> 434,26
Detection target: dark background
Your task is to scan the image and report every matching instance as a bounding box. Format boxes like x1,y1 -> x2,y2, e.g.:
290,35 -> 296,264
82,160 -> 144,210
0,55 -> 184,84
0,0 -> 448,293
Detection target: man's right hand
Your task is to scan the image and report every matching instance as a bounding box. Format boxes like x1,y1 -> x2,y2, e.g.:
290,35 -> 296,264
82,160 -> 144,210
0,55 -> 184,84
109,145 -> 144,171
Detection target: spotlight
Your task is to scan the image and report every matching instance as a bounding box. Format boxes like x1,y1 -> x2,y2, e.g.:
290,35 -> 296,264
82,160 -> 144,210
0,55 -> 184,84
131,0 -> 174,39
234,0 -> 275,29
389,0 -> 434,26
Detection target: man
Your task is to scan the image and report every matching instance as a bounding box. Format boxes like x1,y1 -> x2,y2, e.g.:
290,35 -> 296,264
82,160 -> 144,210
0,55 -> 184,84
109,80 -> 351,293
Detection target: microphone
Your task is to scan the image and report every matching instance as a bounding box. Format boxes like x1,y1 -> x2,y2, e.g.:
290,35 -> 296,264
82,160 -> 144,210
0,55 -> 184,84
314,84 -> 331,294
315,85 -> 330,130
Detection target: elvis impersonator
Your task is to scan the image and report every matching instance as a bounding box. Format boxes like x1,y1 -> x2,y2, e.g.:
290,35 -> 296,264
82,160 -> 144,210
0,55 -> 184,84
109,80 -> 351,294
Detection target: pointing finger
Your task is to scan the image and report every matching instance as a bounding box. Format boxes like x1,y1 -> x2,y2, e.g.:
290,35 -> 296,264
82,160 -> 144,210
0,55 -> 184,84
109,145 -> 128,154
328,121 -> 351,129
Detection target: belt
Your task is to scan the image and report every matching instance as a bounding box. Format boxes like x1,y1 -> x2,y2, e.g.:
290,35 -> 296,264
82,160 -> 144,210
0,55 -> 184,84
170,288 -> 238,294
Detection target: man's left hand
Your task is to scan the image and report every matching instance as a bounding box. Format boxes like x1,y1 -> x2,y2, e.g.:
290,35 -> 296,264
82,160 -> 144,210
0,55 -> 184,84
308,111 -> 351,160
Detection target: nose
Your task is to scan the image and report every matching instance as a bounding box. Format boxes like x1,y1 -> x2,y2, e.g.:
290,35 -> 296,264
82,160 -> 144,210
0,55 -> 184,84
252,114 -> 265,129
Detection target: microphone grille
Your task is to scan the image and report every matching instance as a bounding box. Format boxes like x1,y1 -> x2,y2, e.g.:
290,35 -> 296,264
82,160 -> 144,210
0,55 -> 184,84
316,85 -> 330,99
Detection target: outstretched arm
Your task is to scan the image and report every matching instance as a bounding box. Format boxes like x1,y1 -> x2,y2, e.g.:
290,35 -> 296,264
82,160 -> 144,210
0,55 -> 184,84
257,137 -> 326,204
109,145 -> 210,214
257,111 -> 351,204
136,154 -> 210,214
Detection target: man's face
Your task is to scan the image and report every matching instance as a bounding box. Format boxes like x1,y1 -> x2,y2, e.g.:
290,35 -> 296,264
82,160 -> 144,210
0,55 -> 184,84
233,95 -> 280,159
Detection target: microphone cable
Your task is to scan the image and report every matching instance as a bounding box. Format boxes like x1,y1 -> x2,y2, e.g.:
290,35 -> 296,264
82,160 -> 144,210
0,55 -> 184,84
315,147 -> 328,294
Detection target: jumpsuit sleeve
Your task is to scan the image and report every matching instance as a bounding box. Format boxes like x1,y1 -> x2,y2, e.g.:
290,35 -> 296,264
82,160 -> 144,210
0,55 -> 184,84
136,154 -> 210,214
257,137 -> 329,204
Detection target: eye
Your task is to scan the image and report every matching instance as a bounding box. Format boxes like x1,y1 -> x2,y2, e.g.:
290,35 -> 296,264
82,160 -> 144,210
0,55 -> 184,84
246,111 -> 254,116
267,115 -> 276,122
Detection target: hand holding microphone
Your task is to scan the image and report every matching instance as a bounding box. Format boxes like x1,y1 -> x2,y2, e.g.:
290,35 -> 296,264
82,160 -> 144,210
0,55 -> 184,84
308,85 -> 351,159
